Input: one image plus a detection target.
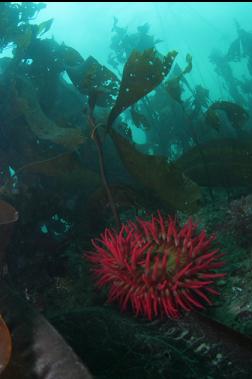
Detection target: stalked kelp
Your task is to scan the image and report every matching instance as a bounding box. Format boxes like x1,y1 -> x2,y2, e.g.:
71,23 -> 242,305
130,104 -> 151,130
16,152 -> 100,193
108,18 -> 162,72
205,101 -> 249,131
205,107 -> 222,131
14,76 -> 85,150
227,21 -> 252,76
175,137 -> 252,187
66,56 -> 120,108
107,49 -> 178,128
165,53 -> 193,106
0,200 -> 18,226
0,199 -> 18,279
0,2 -> 46,52
58,44 -> 85,67
190,85 -> 210,119
86,184 -> 148,229
109,127 -> 202,213
68,45 -> 178,227
0,4 -> 252,379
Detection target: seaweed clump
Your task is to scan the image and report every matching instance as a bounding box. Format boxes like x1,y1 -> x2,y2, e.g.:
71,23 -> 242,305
107,49 -> 178,128
205,101 -> 249,131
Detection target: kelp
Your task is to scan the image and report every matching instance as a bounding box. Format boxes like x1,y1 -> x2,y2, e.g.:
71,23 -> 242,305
52,305 -> 252,379
35,18 -> 54,37
13,19 -> 53,54
16,152 -> 100,191
17,153 -> 84,176
166,76 -> 183,105
13,24 -> 33,53
205,101 -> 249,130
0,2 -> 46,52
14,76 -> 85,149
67,56 -> 120,107
130,105 -> 151,129
227,38 -> 241,62
165,54 -> 192,105
60,44 -> 85,67
109,128 -> 201,213
0,282 -> 93,379
190,85 -> 210,119
88,184 -> 143,214
205,108 -> 221,131
0,200 -> 18,271
0,200 -> 18,226
87,184 -> 145,229
0,315 -> 12,375
192,85 -> 209,109
175,137 -> 252,187
183,53 -> 193,75
107,49 -> 177,128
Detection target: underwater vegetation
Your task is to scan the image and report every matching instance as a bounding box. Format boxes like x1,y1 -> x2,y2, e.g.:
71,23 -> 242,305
109,127 -> 202,213
165,53 -> 193,105
205,100 -> 249,131
175,137 -> 252,187
0,3 -> 252,379
107,49 -> 177,128
0,283 -> 93,379
0,313 -> 11,375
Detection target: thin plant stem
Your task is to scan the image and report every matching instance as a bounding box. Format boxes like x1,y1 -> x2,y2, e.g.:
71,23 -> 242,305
88,114 -> 121,230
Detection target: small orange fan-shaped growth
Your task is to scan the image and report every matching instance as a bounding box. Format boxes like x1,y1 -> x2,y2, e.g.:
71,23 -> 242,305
0,315 -> 12,374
